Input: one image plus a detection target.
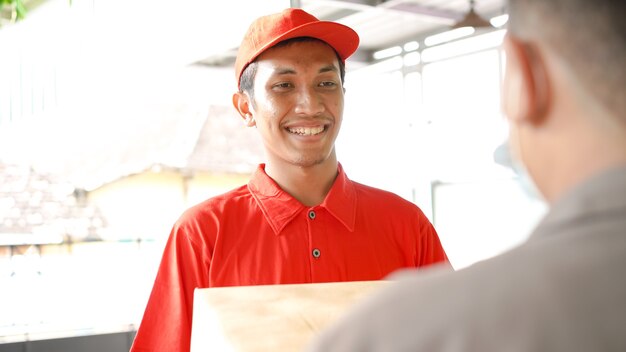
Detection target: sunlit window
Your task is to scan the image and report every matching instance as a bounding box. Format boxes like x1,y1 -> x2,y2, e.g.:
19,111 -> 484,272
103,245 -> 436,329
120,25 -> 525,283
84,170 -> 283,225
341,29 -> 547,270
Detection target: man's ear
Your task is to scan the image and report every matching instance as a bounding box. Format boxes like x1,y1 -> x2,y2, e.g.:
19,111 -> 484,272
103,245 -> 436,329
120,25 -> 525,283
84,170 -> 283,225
502,35 -> 549,126
232,91 -> 256,127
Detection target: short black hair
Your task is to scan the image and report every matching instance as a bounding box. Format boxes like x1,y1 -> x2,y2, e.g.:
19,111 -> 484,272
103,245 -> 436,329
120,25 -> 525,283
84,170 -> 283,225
238,37 -> 346,107
507,0 -> 626,118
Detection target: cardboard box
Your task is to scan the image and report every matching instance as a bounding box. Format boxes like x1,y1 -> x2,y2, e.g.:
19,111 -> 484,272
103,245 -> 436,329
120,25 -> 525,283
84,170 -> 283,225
190,280 -> 388,351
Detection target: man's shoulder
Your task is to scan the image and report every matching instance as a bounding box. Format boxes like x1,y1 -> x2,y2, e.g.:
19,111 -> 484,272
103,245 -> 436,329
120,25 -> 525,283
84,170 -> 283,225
352,181 -> 404,199
181,184 -> 252,218
351,181 -> 420,210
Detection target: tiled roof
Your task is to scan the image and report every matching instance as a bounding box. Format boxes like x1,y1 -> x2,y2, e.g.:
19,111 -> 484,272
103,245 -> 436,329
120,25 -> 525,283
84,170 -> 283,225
0,162 -> 106,242
65,104 -> 264,191
186,105 -> 263,174
81,104 -> 264,190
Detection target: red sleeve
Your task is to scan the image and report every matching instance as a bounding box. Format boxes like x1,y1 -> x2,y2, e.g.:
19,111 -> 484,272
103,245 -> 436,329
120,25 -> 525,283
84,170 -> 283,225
130,220 -> 211,352
417,213 -> 450,268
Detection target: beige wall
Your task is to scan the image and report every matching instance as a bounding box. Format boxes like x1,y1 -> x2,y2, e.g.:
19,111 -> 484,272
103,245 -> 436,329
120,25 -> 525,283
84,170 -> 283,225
88,170 -> 250,242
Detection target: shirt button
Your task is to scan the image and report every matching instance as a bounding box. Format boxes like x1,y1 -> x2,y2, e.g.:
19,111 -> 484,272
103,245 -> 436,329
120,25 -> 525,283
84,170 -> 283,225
308,210 -> 316,220
312,248 -> 321,258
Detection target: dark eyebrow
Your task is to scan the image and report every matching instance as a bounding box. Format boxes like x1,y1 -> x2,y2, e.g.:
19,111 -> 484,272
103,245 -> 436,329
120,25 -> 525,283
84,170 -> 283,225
273,65 -> 338,76
275,67 -> 297,75
319,65 -> 338,74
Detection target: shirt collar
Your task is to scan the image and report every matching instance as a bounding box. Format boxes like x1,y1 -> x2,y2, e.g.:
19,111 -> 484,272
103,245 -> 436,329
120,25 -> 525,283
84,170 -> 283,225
531,165 -> 626,240
247,163 -> 357,235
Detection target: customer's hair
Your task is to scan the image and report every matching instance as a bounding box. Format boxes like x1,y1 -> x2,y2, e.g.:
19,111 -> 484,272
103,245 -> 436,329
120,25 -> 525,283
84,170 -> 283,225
507,0 -> 625,118
238,37 -> 346,107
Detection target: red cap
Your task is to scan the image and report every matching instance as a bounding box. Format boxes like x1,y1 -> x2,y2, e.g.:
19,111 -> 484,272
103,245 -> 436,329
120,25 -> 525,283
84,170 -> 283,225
234,8 -> 360,90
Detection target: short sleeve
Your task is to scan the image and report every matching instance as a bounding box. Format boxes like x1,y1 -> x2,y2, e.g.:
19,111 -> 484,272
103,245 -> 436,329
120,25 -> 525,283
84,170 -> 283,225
416,210 -> 449,268
130,220 -> 211,351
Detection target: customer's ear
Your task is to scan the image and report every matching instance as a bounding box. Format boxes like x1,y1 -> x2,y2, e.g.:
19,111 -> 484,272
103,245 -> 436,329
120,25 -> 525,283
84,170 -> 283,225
502,35 -> 549,126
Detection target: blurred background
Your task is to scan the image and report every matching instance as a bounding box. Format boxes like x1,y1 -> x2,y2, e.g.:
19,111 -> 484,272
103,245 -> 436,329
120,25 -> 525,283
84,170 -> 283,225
0,0 -> 547,350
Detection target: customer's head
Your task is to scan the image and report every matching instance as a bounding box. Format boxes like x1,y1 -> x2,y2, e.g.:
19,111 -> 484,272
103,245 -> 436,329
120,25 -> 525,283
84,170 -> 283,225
501,0 -> 626,202
507,0 -> 625,118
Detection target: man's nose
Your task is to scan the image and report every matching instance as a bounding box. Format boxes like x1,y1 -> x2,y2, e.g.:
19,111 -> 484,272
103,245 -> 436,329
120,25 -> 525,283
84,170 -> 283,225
294,86 -> 325,116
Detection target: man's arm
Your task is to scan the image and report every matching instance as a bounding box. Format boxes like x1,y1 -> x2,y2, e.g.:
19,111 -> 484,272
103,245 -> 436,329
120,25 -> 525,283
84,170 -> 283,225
416,209 -> 449,267
130,221 -> 211,351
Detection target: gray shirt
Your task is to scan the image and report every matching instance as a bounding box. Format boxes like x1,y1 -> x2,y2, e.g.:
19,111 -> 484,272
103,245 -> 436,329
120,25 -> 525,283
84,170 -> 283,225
307,166 -> 626,352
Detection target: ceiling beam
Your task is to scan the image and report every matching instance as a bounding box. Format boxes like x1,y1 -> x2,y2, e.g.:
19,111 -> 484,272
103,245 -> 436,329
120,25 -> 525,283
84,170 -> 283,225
379,0 -> 461,22
303,0 -> 379,12
303,0 -> 463,24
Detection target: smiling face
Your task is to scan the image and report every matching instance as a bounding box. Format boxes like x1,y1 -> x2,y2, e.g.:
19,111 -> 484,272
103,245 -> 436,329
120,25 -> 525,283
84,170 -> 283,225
235,39 -> 345,171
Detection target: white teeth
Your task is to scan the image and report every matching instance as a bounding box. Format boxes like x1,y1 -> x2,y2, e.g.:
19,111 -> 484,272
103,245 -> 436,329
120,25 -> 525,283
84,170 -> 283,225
287,126 -> 325,136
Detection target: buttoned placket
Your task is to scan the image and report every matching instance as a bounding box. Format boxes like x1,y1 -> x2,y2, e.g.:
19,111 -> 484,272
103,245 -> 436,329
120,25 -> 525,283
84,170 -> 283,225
307,208 -> 321,261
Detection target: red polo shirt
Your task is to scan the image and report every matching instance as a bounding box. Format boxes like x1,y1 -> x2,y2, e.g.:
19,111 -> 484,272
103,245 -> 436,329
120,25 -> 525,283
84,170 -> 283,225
131,164 -> 447,351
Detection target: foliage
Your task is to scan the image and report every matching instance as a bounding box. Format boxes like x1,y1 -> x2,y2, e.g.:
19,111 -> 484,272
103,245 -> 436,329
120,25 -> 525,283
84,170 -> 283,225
0,0 -> 27,21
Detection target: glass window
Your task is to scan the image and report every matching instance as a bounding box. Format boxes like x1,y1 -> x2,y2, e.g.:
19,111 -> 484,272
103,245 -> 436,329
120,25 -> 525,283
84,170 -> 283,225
422,49 -> 508,181
419,36 -> 547,269
341,29 -> 548,269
